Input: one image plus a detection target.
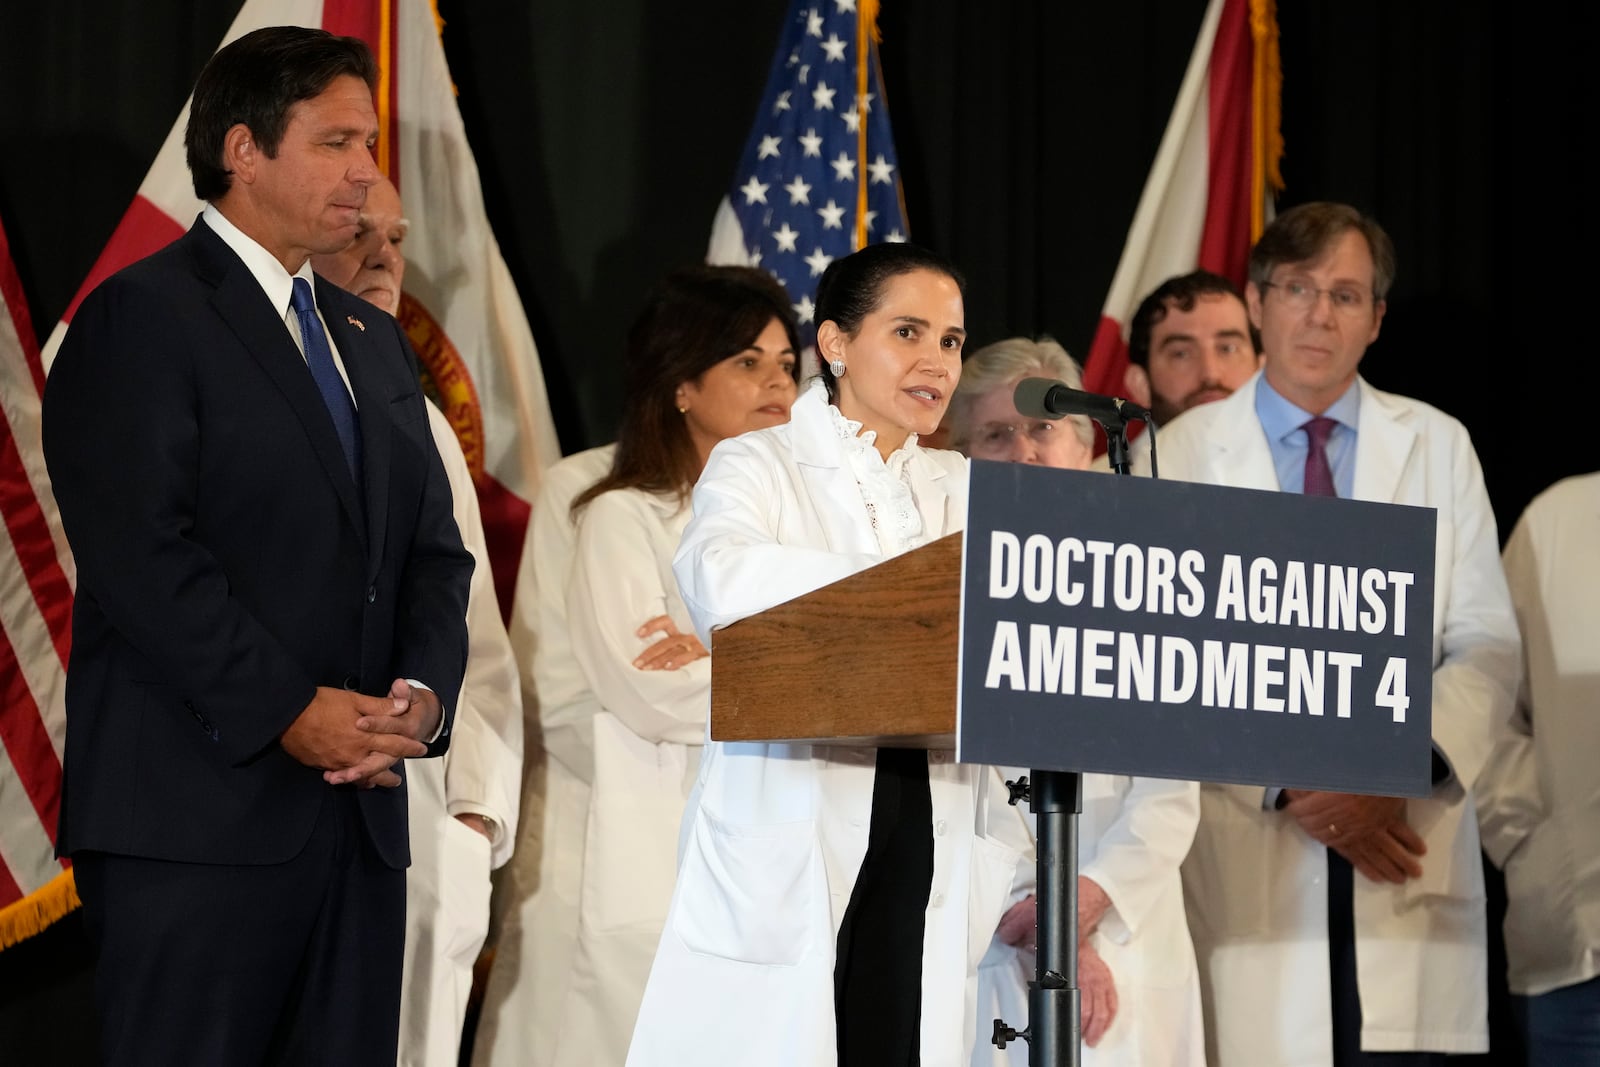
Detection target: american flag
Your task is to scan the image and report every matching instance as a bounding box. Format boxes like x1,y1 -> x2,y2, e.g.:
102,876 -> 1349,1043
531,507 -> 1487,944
707,0 -> 909,343
0,212 -> 74,948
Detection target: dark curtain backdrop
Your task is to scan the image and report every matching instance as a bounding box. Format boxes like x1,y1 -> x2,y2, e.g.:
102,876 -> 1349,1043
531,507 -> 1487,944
1,1 -> 1591,531
0,1 -> 1582,1062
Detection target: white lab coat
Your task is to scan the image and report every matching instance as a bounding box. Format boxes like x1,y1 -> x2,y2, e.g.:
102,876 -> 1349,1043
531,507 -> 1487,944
1476,472 -> 1600,997
537,486 -> 708,1067
1152,374 -> 1520,1064
399,402 -> 524,1067
626,383 -> 1033,1067
973,772 -> 1204,1067
472,444 -> 615,1067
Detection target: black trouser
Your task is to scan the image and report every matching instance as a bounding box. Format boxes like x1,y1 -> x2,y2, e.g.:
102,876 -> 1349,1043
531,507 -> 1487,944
1328,848 -> 1448,1066
75,789 -> 405,1067
834,748 -> 935,1067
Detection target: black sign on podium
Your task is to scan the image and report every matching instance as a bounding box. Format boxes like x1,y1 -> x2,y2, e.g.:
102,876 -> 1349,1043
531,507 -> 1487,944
956,460 -> 1438,797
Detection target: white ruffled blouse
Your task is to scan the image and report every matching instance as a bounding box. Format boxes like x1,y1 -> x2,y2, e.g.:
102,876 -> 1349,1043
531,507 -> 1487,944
824,396 -> 926,558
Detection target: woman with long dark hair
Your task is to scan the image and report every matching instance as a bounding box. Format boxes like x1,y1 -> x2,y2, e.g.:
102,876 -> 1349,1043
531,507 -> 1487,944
521,264 -> 800,1067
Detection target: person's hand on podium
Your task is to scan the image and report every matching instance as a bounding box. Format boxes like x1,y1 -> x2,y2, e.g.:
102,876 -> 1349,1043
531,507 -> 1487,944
1282,790 -> 1427,884
1077,939 -> 1118,1047
633,614 -> 709,671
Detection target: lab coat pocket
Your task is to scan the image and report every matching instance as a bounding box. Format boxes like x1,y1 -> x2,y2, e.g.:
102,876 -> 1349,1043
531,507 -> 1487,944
674,810 -> 816,966
1399,796 -> 1482,905
968,834 -> 1026,971
439,815 -> 494,968
1502,821 -> 1576,978
1180,783 -> 1273,937
583,713 -> 691,933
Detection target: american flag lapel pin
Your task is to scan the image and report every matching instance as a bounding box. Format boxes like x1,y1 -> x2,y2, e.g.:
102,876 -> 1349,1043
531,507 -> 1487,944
347,315 -> 366,331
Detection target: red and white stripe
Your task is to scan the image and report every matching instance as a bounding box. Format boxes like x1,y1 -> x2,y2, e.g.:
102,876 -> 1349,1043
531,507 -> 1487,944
1081,0 -> 1279,399
1,213 -> 74,941
41,0 -> 561,619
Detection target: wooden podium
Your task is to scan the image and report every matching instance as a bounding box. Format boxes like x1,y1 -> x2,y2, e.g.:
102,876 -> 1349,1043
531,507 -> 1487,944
708,531 -> 963,748
701,524 -> 1080,1066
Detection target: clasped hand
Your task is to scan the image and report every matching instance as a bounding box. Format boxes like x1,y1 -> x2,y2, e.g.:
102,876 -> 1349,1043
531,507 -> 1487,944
1281,789 -> 1427,884
995,877 -> 1119,1046
281,678 -> 440,789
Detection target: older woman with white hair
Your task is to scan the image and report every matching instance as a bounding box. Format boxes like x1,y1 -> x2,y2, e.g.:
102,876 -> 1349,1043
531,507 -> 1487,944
949,337 -> 1206,1067
943,336 -> 1095,468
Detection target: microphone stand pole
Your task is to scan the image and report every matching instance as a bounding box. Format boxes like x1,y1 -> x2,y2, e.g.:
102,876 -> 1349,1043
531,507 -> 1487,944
993,415 -> 1135,1067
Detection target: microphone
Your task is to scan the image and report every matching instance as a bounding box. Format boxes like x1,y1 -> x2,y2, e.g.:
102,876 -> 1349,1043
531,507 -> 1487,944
1012,377 -> 1151,425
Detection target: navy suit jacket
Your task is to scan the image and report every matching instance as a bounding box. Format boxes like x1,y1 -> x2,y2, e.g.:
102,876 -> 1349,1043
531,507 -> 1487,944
42,218 -> 473,870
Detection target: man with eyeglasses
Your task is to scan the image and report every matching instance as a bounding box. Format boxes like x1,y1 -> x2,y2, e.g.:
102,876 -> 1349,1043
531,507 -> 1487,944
1153,202 -> 1519,1066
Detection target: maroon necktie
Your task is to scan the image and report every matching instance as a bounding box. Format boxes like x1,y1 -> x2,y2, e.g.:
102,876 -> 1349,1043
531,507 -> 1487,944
1302,416 -> 1338,497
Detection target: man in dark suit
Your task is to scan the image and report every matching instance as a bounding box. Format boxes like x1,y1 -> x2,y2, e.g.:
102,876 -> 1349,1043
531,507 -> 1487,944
41,26 -> 473,1066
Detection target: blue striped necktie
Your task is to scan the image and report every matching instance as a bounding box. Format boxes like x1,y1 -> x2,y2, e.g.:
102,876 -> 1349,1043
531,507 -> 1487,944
290,278 -> 362,482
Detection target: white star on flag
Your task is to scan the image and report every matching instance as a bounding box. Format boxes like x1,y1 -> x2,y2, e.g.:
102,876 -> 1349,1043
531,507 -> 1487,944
705,0 -> 911,346
784,176 -> 813,205
741,176 -> 771,204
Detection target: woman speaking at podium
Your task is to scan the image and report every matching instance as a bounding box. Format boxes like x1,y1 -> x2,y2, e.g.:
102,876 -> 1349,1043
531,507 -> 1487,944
625,243 -> 1033,1067
945,338 -> 1204,1067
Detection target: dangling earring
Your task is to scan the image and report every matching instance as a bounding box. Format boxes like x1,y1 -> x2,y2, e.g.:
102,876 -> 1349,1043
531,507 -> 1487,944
829,358 -> 846,378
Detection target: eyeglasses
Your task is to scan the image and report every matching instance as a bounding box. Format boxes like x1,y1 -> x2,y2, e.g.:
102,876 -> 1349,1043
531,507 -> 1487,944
968,420 -> 1062,456
1259,280 -> 1374,313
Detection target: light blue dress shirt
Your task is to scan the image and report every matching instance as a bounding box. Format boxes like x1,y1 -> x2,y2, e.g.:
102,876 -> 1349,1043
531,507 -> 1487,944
1253,375 -> 1361,498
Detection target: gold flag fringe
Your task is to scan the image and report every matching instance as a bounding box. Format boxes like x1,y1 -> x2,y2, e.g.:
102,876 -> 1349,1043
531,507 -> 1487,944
1249,0 -> 1284,240
854,1 -> 881,250
0,868 -> 80,951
